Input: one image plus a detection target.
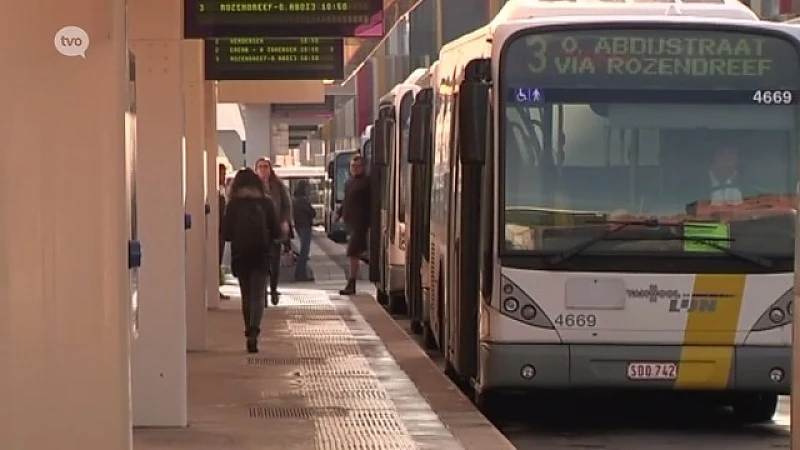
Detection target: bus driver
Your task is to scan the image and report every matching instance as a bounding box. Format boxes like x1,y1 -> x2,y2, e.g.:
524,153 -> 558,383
708,146 -> 743,206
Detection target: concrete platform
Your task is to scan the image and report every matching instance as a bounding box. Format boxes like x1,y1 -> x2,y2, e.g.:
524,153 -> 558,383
136,240 -> 513,450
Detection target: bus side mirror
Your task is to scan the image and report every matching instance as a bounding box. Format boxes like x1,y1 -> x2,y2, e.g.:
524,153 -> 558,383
326,160 -> 334,179
373,117 -> 389,167
408,88 -> 433,165
459,58 -> 490,166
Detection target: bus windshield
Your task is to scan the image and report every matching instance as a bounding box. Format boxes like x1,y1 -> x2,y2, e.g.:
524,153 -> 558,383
334,153 -> 353,202
362,140 -> 373,170
501,28 -> 800,257
399,91 -> 414,222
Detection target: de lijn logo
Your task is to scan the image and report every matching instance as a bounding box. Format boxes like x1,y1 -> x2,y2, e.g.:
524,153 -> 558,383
54,26 -> 90,58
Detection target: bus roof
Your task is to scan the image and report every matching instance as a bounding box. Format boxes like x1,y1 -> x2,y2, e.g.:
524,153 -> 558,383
490,0 -> 758,23
273,166 -> 325,179
441,0 -> 760,55
361,124 -> 373,141
404,68 -> 429,85
380,83 -> 422,106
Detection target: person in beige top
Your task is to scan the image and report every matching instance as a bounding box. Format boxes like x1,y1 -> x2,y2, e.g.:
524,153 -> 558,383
255,157 -> 292,306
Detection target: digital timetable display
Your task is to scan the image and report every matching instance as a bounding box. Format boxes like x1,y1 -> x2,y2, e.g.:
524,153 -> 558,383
184,0 -> 384,38
204,37 -> 344,80
502,29 -> 800,90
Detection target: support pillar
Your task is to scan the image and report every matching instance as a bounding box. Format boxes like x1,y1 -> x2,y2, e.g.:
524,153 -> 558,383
242,104 -> 273,164
129,0 -> 188,427
0,0 -> 132,448
183,39 -> 207,351
205,82 -> 221,311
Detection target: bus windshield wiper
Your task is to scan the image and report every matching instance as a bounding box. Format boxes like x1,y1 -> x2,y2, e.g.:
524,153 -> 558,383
547,218 -> 773,269
548,218 -> 663,266
658,230 -> 773,269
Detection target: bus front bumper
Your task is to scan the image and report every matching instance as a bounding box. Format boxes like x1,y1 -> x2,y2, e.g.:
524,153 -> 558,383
479,342 -> 790,394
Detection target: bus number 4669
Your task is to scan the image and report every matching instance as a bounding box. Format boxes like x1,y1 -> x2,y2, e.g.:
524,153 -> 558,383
554,314 -> 596,327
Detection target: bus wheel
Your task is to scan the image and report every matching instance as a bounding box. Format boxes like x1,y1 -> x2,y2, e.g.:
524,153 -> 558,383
388,293 -> 407,315
422,322 -> 437,350
731,394 -> 778,423
444,359 -> 460,384
474,388 -> 504,417
409,319 -> 423,335
376,289 -> 389,306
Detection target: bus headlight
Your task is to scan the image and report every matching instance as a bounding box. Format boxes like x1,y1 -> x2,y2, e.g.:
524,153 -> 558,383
503,297 -> 519,312
769,308 -> 785,323
521,305 -> 536,320
499,275 -> 554,329
751,288 -> 793,332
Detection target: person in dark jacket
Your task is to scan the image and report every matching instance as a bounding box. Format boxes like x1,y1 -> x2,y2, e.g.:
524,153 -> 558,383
292,179 -> 316,282
336,154 -> 370,295
255,157 -> 292,305
223,168 -> 281,353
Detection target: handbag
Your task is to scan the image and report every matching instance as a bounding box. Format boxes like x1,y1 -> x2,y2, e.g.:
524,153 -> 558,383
280,248 -> 297,267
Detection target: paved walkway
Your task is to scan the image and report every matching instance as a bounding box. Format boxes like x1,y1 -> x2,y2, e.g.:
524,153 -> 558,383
135,235 -> 513,450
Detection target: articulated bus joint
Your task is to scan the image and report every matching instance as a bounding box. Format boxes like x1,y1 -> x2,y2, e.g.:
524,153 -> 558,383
498,275 -> 556,330
749,288 -> 793,333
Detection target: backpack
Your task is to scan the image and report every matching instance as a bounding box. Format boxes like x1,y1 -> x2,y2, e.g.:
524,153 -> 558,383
232,200 -> 270,255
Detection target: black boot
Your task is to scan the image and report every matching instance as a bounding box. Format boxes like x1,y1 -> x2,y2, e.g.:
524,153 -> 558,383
246,337 -> 258,353
270,291 -> 280,306
339,279 -> 356,296
246,327 -> 259,353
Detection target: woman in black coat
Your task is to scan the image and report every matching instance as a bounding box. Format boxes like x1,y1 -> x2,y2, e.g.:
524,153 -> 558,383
223,168 -> 281,353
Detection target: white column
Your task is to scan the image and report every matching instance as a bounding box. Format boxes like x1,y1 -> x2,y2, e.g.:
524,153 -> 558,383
205,82 -> 221,310
183,39 -> 207,351
0,0 -> 132,448
242,103 -> 272,165
218,130 -> 246,168
129,0 -> 188,427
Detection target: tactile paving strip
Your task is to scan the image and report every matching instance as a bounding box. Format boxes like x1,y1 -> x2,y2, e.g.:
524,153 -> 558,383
279,291 -> 419,449
316,411 -> 417,449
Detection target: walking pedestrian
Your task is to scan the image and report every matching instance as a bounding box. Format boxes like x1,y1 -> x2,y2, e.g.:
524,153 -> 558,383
292,179 -> 316,282
336,154 -> 370,295
218,163 -> 230,300
223,168 -> 280,353
255,157 -> 292,305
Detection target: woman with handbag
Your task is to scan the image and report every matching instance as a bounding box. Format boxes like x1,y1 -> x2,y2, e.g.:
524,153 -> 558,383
255,157 -> 292,306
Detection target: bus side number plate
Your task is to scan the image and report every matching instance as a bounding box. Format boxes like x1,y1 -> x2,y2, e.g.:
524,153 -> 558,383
627,362 -> 677,380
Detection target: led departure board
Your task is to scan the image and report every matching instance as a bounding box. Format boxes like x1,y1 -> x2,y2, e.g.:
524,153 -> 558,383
502,29 -> 800,90
205,37 -> 344,80
185,0 -> 384,38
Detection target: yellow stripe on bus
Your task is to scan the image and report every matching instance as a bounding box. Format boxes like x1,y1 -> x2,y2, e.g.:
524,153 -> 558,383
675,274 -> 745,389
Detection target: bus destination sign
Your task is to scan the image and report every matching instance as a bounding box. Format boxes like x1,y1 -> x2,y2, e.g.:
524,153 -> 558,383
184,0 -> 384,38
205,37 -> 344,80
503,29 -> 800,90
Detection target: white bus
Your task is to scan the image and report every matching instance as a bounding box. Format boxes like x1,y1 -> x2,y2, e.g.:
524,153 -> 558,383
404,63 -> 439,339
407,0 -> 798,421
273,166 -> 326,226
372,68 -> 431,313
324,149 -> 359,242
